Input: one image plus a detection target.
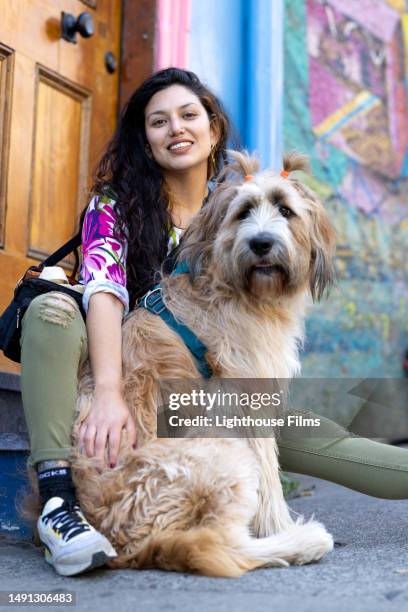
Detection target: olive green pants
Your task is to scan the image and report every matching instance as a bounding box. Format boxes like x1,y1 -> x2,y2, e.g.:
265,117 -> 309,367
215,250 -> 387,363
20,293 -> 408,499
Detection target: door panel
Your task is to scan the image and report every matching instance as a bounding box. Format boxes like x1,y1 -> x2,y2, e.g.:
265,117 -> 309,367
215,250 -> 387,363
0,0 -> 121,373
0,45 -> 13,248
29,68 -> 91,260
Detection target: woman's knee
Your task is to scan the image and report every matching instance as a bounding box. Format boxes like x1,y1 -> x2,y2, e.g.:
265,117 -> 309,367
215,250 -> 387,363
21,292 -> 87,360
24,292 -> 83,329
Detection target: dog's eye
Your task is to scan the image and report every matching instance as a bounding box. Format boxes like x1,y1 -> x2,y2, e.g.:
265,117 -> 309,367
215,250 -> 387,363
237,207 -> 251,220
278,205 -> 293,219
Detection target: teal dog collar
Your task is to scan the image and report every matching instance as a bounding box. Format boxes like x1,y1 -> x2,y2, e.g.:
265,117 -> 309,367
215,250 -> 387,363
139,263 -> 213,379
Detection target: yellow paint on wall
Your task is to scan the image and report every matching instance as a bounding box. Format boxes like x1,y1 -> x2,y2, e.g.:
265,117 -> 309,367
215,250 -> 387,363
345,302 -> 356,316
313,91 -> 381,138
302,174 -> 333,199
402,15 -> 408,76
385,0 -> 406,13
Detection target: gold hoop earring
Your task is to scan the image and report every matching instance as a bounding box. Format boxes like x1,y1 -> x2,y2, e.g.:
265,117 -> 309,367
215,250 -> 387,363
210,144 -> 217,172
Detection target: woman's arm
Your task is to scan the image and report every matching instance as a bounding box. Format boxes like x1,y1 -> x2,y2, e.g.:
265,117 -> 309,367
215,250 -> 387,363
78,292 -> 136,468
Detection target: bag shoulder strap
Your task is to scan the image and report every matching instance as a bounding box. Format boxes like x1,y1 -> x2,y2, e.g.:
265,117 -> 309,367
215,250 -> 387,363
42,232 -> 81,268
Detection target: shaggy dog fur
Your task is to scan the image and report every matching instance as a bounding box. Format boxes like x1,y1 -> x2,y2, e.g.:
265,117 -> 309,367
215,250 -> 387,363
29,151 -> 337,577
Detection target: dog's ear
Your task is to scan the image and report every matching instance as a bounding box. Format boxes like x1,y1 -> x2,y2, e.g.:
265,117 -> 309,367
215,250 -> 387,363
308,196 -> 336,301
223,149 -> 260,179
291,179 -> 336,301
309,206 -> 336,301
282,151 -> 310,175
178,183 -> 236,278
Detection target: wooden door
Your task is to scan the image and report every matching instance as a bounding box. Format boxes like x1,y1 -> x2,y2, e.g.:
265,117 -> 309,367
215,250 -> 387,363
0,0 -> 122,373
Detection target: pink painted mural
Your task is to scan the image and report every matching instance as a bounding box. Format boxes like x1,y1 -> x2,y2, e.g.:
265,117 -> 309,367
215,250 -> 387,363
308,0 -> 408,212
285,0 -> 408,377
155,0 -> 192,70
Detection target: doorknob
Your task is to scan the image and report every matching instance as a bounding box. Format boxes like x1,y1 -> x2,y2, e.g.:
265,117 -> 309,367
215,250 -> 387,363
105,52 -> 117,74
61,11 -> 95,44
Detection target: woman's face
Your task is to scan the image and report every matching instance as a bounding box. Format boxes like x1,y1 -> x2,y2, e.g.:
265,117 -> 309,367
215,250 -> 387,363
144,84 -> 217,175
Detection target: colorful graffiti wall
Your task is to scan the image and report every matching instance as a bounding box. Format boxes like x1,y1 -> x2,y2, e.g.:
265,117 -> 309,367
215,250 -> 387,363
285,0 -> 408,376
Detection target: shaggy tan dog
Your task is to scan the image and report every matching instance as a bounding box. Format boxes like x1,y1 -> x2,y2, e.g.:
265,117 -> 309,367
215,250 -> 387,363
72,151 -> 336,577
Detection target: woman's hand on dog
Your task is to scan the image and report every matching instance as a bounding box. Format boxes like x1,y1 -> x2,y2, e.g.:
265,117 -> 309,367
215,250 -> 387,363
78,388 -> 137,468
83,293 -> 136,468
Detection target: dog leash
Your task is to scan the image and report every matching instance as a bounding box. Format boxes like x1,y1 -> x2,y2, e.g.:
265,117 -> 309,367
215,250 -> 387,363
137,261 -> 213,379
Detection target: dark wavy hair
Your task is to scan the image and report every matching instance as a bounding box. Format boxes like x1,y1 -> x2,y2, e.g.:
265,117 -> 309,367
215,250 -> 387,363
84,67 -> 234,309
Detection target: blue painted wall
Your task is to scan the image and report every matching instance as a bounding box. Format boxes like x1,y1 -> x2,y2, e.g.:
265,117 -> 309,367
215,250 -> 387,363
189,0 -> 284,168
189,0 -> 247,142
245,0 -> 284,170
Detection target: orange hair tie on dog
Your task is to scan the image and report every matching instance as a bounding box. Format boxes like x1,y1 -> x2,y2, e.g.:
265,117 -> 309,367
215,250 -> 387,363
244,174 -> 253,182
280,170 -> 290,178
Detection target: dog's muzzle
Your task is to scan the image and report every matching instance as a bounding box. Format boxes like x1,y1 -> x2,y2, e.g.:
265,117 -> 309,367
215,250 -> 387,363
249,232 -> 274,257
247,233 -> 290,280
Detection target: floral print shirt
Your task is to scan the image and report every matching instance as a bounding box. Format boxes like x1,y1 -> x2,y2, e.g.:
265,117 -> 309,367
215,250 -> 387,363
79,195 -> 182,315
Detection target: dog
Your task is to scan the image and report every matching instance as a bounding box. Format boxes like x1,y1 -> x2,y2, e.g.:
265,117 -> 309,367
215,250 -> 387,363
71,150 -> 336,577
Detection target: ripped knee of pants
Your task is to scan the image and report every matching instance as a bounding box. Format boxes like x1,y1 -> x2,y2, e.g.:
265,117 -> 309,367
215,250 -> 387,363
37,292 -> 80,328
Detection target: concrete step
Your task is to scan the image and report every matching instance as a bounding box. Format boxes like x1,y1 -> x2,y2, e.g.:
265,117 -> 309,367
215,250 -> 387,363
0,372 -> 30,538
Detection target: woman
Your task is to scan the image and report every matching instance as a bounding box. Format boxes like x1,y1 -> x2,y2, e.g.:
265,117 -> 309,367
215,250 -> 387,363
20,67 -> 408,577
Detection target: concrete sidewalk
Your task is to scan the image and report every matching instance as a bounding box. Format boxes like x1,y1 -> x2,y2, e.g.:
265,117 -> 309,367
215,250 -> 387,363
1,474 -> 407,612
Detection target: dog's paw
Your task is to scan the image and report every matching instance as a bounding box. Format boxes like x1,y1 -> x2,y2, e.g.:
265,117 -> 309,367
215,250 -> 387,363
290,520 -> 334,565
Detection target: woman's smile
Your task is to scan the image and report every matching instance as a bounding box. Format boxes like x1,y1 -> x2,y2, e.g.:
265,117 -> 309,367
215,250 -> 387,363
167,139 -> 194,154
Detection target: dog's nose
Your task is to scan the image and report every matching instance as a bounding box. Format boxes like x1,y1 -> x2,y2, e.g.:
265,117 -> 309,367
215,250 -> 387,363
249,233 -> 274,256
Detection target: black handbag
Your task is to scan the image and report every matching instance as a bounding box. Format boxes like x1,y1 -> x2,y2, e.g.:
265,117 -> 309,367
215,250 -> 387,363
0,232 -> 84,364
